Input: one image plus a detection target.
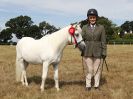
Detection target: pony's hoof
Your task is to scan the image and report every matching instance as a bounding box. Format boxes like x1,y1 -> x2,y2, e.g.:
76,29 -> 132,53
56,88 -> 60,91
22,82 -> 25,86
41,89 -> 44,92
25,83 -> 28,87
40,86 -> 44,92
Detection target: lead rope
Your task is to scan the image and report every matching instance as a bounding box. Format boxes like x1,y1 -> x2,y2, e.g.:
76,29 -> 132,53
93,58 -> 102,77
94,58 -> 109,77
94,58 -> 109,88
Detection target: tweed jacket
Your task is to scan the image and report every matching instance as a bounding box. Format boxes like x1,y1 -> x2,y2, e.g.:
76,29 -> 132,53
81,24 -> 107,58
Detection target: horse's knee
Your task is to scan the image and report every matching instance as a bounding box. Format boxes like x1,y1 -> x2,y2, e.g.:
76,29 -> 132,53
41,73 -> 47,81
54,75 -> 58,81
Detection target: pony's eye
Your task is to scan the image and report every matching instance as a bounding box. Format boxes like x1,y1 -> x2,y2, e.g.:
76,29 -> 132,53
75,33 -> 79,37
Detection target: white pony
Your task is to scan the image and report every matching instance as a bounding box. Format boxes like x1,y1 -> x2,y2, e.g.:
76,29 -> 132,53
16,23 -> 85,91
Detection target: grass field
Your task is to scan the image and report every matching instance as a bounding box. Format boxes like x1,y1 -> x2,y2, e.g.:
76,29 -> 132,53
0,45 -> 133,99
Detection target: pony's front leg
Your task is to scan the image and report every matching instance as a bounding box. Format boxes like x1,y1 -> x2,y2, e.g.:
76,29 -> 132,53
40,62 -> 49,92
53,63 -> 60,91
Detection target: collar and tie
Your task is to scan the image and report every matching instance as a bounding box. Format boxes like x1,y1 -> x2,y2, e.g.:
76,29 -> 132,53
90,24 -> 96,32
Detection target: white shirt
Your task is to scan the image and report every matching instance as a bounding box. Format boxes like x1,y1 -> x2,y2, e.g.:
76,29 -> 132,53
90,24 -> 96,28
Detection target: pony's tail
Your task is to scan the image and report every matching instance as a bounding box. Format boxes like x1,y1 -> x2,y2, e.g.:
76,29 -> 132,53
16,46 -> 22,82
16,58 -> 22,82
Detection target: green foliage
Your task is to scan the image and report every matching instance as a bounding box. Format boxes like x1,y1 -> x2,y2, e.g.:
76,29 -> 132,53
39,21 -> 59,35
5,15 -> 33,29
108,33 -> 133,44
0,28 -> 12,43
108,38 -> 133,44
121,21 -> 133,32
112,32 -> 120,39
4,15 -> 34,39
123,33 -> 133,39
0,15 -> 133,45
25,25 -> 42,39
97,16 -> 115,36
0,15 -> 59,44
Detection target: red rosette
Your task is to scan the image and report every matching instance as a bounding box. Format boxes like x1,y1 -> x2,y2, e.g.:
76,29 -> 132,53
68,26 -> 75,35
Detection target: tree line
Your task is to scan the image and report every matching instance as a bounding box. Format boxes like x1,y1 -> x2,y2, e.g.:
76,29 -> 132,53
0,15 -> 59,44
0,15 -> 133,45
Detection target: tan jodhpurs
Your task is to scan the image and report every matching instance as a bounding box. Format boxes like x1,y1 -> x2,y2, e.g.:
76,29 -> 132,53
83,57 -> 102,87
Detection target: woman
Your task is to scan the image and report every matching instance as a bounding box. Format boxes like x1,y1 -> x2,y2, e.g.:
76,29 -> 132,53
81,9 -> 107,90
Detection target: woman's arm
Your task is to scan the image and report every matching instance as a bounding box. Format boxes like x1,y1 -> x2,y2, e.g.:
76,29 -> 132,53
101,26 -> 107,57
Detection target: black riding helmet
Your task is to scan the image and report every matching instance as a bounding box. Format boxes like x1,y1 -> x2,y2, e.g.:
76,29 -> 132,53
87,9 -> 98,17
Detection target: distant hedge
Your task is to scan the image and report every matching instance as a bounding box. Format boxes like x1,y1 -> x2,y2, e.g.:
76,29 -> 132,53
0,42 -> 17,45
108,39 -> 133,44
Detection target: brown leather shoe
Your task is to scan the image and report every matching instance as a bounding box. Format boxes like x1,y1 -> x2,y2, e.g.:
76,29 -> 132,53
94,87 -> 100,90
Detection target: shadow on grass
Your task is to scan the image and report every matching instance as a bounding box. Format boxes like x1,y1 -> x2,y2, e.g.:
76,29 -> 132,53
28,76 -> 41,84
60,80 -> 85,88
27,76 -> 55,89
100,77 -> 107,86
91,76 -> 107,87
27,76 -> 85,88
60,77 -> 107,88
27,76 -> 107,89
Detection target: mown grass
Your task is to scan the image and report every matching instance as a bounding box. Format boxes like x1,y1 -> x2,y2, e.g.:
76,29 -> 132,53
0,45 -> 133,99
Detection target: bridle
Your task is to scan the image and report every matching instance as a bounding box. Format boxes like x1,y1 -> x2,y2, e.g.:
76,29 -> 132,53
68,24 -> 83,47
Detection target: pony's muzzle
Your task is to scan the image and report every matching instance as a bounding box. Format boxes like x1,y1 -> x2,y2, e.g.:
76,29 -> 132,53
77,41 -> 86,52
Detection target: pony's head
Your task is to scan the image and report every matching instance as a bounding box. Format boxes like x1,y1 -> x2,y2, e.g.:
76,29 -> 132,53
68,23 -> 86,49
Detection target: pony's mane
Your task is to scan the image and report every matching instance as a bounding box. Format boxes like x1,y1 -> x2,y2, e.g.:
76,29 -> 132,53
41,22 -> 81,39
71,22 -> 78,25
40,24 -> 70,39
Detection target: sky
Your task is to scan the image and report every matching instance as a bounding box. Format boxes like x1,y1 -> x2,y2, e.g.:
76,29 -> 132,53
0,0 -> 133,29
